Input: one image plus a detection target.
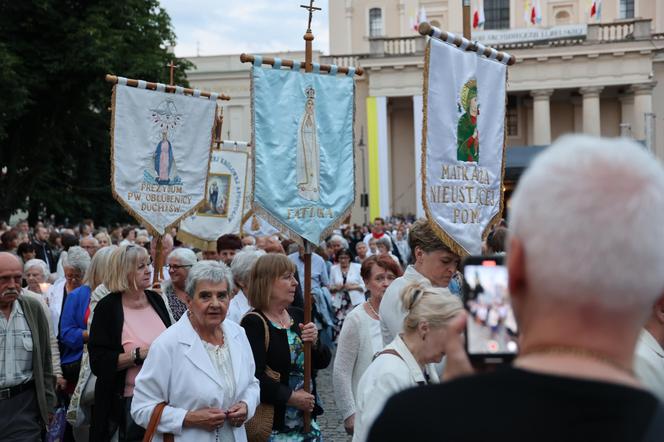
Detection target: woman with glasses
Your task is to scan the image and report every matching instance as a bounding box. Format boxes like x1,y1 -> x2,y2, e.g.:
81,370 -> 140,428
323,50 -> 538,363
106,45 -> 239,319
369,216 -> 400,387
46,246 -> 90,338
88,245 -> 172,441
162,248 -> 198,321
241,254 -> 331,441
352,284 -> 462,442
329,248 -> 365,340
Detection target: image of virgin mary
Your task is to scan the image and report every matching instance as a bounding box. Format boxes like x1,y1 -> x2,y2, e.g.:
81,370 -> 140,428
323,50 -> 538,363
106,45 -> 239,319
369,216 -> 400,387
457,78 -> 480,163
154,131 -> 177,185
296,86 -> 320,201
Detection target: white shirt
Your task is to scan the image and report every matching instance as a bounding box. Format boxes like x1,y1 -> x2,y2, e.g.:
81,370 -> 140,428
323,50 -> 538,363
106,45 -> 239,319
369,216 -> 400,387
634,329 -> 664,402
379,266 -> 433,346
353,334 -> 439,442
227,290 -> 251,324
131,315 -> 260,442
45,278 -> 67,336
333,304 -> 383,421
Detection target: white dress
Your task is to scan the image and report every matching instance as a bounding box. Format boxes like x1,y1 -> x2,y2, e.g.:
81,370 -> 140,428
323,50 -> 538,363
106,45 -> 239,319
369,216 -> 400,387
204,339 -> 236,442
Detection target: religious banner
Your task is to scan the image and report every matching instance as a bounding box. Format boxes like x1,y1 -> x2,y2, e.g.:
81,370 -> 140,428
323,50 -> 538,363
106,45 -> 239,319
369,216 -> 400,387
251,58 -> 355,245
422,37 -> 507,256
111,79 -> 217,235
178,142 -> 249,248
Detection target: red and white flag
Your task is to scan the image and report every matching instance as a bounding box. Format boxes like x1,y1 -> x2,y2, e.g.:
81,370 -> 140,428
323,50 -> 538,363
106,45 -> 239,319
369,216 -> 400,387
473,0 -> 485,29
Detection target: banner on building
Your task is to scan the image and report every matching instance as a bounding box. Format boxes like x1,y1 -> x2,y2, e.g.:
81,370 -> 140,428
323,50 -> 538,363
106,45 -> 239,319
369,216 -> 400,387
178,142 -> 249,249
111,80 -> 217,235
422,37 -> 507,256
251,60 -> 355,245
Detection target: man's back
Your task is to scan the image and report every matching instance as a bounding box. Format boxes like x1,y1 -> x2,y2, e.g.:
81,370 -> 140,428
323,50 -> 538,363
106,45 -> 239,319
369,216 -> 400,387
369,367 -> 660,442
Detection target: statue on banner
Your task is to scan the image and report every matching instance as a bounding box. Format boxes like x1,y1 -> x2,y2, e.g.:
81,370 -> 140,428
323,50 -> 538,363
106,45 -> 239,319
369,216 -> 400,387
457,78 -> 480,163
145,99 -> 182,185
296,86 -> 320,201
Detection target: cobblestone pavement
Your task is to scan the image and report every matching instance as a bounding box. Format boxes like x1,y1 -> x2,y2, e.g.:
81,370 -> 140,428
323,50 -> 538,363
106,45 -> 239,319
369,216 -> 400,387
317,350 -> 353,442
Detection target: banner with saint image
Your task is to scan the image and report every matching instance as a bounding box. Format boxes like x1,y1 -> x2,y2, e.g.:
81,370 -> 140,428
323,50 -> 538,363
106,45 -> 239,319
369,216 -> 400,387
251,60 -> 355,244
178,142 -> 249,248
111,80 -> 217,234
422,37 -> 507,256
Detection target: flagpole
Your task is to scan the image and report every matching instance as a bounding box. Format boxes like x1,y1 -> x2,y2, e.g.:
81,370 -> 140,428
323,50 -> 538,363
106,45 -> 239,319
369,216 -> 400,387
463,0 -> 471,39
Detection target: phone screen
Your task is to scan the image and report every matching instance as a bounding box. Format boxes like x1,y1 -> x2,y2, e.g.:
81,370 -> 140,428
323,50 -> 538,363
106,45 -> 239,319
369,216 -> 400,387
463,260 -> 518,357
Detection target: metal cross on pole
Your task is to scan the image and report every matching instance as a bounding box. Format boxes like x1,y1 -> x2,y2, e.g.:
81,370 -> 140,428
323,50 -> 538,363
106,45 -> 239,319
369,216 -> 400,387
300,0 -> 321,33
167,60 -> 178,87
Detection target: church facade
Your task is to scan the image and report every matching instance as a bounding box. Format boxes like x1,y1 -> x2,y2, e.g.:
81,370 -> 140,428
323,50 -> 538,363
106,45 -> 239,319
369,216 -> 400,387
185,0 -> 664,224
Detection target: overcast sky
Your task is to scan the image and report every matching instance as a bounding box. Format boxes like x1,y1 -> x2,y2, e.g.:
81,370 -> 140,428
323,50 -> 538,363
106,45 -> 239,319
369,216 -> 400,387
160,0 -> 330,57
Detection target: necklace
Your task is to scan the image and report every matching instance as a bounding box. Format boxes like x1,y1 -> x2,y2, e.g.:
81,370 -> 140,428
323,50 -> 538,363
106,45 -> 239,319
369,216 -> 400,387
366,301 -> 380,319
519,345 -> 634,376
266,310 -> 291,329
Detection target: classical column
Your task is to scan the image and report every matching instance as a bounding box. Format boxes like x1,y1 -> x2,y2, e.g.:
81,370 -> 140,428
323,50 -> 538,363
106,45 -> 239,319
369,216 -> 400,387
412,95 -> 424,218
618,93 -> 634,137
631,82 -> 656,141
579,86 -> 603,136
345,0 -> 353,54
531,89 -> 554,145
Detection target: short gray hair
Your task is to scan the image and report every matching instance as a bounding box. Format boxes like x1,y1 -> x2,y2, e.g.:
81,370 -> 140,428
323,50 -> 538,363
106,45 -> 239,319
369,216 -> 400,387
24,259 -> 49,279
168,248 -> 198,266
328,234 -> 349,249
230,246 -> 266,287
63,246 -> 91,275
185,260 -> 234,299
377,236 -> 392,248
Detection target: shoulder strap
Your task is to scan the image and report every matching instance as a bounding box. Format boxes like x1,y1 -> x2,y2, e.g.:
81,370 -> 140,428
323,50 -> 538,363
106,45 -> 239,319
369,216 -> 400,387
143,402 -> 172,442
373,348 -> 404,362
642,400 -> 664,442
243,311 -> 270,352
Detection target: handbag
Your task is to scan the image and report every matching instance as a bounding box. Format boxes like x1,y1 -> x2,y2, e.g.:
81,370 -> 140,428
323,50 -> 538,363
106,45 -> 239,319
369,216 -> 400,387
143,402 -> 174,442
45,393 -> 68,442
244,312 -> 280,442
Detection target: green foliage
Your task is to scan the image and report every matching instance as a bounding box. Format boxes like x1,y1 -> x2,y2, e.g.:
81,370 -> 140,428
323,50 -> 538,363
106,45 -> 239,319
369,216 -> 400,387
0,0 -> 194,225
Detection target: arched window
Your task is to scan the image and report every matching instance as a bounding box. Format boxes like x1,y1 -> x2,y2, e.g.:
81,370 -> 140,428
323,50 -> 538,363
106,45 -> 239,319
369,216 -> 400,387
369,8 -> 383,37
555,10 -> 570,25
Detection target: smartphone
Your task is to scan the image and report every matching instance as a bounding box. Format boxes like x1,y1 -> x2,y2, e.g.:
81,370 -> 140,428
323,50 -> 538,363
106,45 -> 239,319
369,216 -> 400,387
461,255 -> 518,364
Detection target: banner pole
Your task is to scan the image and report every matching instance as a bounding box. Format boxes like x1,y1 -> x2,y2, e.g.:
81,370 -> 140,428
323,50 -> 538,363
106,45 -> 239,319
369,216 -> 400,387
463,0 -> 471,39
300,1 -> 319,432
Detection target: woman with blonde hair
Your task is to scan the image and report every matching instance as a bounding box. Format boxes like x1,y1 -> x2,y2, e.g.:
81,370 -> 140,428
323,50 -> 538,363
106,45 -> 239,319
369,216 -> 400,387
353,284 -> 462,442
240,254 -> 330,441
88,245 -> 172,441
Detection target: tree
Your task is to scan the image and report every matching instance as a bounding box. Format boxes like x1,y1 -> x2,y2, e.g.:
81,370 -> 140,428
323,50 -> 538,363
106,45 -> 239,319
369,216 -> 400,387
0,0 -> 193,226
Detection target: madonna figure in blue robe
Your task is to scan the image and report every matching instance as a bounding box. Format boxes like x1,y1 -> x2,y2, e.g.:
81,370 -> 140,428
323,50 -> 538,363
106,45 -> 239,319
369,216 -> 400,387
154,131 -> 176,185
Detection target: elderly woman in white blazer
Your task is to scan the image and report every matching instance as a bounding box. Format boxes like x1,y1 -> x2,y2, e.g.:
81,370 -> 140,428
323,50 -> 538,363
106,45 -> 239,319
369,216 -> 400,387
353,284 -> 462,442
131,260 -> 260,442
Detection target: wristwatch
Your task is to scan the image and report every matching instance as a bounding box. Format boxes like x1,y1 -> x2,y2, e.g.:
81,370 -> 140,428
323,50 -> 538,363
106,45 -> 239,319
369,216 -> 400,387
134,347 -> 143,365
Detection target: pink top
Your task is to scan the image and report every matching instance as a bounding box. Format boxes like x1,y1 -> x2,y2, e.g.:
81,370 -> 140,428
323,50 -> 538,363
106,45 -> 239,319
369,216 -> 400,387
121,305 -> 166,397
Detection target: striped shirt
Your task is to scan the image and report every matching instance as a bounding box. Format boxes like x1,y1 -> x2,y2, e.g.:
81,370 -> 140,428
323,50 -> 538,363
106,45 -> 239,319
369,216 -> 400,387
0,300 -> 33,388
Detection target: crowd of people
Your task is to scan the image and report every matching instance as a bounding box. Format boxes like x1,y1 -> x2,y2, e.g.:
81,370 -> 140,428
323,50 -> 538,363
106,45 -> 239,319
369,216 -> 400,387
1,135 -> 663,442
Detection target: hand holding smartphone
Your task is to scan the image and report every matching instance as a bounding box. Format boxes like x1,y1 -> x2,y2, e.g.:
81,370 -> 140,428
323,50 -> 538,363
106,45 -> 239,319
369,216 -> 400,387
461,255 -> 518,365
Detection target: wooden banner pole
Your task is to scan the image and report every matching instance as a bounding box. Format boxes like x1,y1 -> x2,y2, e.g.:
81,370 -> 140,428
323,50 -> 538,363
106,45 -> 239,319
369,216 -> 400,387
105,74 -> 231,100
239,53 -> 364,76
418,22 -> 517,65
463,0 -> 471,39
300,1 -> 319,432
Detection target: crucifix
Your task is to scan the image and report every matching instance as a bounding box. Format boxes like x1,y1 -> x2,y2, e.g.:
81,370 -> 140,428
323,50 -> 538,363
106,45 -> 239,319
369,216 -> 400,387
300,0 -> 321,33
300,0 -> 321,73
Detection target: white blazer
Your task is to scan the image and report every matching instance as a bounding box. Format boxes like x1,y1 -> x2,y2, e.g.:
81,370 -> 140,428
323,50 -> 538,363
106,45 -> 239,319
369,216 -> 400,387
131,314 -> 260,442
329,263 -> 366,306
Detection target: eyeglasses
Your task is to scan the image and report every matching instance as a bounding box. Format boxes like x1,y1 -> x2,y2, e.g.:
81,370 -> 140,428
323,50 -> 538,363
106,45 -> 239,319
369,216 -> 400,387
165,264 -> 192,271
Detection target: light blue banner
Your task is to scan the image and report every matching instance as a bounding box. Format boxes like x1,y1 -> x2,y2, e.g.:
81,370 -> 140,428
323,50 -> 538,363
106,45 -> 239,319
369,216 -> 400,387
252,65 -> 355,244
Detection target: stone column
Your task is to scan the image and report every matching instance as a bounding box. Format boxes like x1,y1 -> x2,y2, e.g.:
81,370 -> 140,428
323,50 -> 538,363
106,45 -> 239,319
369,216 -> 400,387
618,93 -> 634,137
631,82 -> 656,141
579,86 -> 603,136
345,0 -> 353,54
531,89 -> 554,145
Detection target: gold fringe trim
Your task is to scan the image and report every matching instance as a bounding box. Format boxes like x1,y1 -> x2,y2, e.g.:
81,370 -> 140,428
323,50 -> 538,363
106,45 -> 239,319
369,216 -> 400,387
247,66 -> 357,246
109,83 -> 215,235
419,40 -> 508,257
176,229 -> 217,251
